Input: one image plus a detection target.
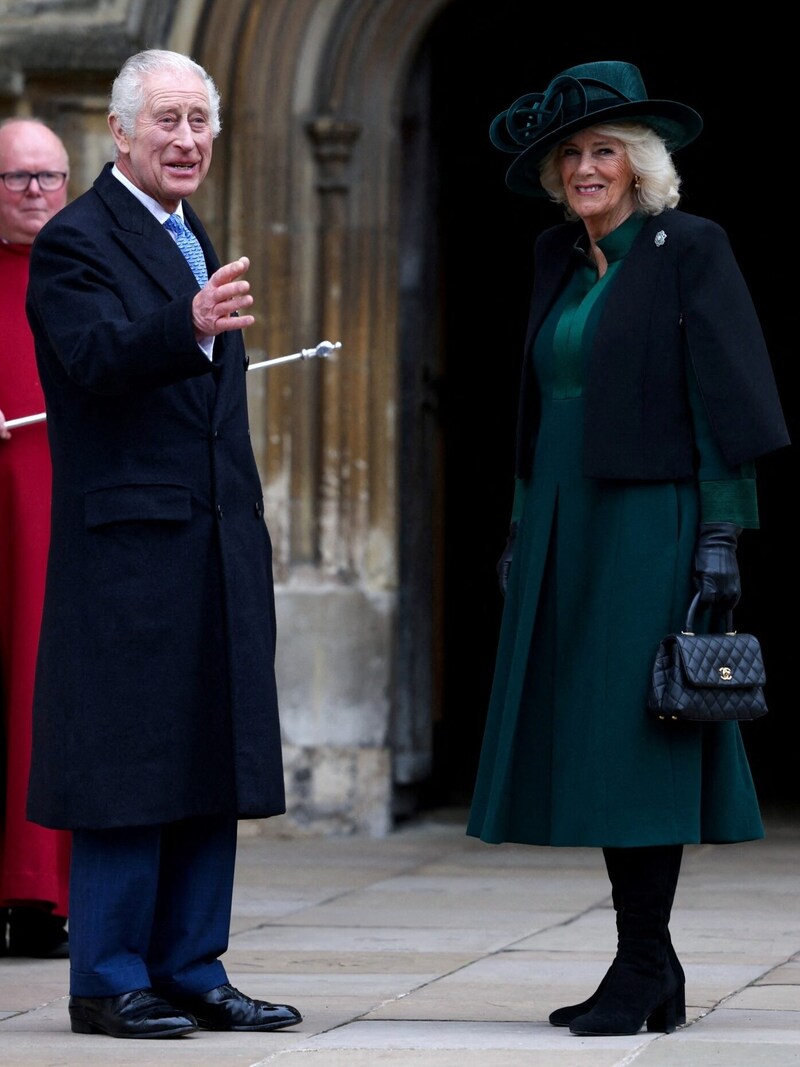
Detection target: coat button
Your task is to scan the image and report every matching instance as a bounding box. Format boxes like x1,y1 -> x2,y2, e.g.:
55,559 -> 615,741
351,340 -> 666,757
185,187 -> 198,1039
254,501 -> 264,518
216,504 -> 224,519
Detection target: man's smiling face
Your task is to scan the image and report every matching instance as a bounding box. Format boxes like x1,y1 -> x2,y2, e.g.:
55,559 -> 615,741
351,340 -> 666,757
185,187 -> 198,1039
109,69 -> 213,212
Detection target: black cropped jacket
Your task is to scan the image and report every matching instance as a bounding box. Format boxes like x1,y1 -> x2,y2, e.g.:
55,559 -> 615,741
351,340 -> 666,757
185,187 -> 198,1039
515,209 -> 789,482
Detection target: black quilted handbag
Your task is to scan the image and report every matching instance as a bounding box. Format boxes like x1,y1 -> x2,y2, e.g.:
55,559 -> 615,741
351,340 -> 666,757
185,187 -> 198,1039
647,593 -> 767,722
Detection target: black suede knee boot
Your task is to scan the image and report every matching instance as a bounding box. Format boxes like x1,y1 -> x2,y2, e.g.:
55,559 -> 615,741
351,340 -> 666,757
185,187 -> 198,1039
549,845 -> 685,1028
605,844 -> 686,1027
568,844 -> 684,1036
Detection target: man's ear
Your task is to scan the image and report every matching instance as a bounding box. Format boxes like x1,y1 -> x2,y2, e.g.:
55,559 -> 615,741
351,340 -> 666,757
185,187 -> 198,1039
108,115 -> 129,156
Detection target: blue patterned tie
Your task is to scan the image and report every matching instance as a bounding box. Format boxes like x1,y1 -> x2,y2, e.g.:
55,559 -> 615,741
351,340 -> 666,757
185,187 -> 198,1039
164,213 -> 208,287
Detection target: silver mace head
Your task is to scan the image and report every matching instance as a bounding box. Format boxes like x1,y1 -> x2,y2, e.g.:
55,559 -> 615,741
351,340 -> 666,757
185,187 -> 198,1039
300,340 -> 342,359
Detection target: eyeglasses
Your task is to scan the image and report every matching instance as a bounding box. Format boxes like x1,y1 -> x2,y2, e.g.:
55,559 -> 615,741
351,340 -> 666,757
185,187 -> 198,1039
0,170 -> 68,192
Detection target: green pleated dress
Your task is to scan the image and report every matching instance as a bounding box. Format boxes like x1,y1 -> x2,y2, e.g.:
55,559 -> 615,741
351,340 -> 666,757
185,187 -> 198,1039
467,215 -> 764,848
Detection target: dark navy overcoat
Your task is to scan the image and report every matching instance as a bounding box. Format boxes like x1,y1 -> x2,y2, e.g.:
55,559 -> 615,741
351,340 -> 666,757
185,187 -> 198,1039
25,163 -> 286,829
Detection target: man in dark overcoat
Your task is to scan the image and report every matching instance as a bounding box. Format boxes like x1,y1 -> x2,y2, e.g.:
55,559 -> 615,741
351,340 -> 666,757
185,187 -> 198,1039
25,49 -> 302,1039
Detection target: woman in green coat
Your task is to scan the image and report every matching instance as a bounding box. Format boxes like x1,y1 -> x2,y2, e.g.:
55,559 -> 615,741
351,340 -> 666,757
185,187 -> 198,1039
466,61 -> 789,1038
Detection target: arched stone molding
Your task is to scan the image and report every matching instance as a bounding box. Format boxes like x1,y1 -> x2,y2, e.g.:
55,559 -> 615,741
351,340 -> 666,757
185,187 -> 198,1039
192,0 -> 452,587
187,0 -> 454,833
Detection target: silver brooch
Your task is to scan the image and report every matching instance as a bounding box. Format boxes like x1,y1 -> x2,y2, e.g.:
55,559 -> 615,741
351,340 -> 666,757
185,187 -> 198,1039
654,230 -> 667,247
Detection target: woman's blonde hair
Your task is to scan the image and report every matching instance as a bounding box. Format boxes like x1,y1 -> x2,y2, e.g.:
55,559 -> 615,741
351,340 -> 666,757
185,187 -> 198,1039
538,122 -> 682,219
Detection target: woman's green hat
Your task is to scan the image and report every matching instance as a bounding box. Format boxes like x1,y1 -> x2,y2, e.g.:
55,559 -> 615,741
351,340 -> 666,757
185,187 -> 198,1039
491,60 -> 703,196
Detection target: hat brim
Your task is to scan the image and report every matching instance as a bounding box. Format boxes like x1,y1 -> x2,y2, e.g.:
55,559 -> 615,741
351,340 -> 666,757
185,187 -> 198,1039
504,100 -> 703,196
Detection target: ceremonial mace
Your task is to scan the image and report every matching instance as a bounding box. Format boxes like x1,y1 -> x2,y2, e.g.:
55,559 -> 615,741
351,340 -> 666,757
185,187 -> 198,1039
4,340 -> 342,429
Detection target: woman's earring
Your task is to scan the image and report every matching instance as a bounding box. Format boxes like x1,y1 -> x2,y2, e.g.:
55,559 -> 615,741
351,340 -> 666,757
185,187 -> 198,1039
634,175 -> 641,191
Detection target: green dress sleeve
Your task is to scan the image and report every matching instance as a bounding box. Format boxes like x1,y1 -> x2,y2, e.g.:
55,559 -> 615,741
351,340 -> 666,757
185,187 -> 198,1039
686,362 -> 759,528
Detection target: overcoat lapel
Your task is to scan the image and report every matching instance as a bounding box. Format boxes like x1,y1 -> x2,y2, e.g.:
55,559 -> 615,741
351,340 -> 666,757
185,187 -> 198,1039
93,165 -> 218,302
91,166 -> 223,415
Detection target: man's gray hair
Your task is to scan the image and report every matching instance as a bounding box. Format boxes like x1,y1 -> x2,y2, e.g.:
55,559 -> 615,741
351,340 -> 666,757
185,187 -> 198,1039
108,49 -> 221,138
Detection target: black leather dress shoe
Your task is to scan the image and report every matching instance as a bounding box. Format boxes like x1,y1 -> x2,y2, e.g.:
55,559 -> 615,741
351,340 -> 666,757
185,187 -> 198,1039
164,982 -> 302,1032
69,989 -> 198,1038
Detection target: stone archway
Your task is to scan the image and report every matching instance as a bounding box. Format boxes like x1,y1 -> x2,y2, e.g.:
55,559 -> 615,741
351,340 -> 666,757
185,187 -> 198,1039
189,0 -> 455,832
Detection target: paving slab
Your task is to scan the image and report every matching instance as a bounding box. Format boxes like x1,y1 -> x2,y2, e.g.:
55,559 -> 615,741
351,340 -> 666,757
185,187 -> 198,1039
1,806 -> 799,1067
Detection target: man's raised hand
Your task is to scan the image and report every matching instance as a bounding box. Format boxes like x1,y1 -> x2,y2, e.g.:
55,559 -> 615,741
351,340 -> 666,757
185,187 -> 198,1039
192,256 -> 255,338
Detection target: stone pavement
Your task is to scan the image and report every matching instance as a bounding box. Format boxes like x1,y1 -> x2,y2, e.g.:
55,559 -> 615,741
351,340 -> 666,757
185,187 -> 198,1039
2,806 -> 800,1066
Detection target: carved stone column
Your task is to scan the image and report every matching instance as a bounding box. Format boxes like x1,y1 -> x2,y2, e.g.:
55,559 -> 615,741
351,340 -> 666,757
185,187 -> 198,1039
305,116 -> 361,576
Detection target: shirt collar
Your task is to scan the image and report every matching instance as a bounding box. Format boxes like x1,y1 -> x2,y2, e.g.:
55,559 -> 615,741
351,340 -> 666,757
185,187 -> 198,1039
111,164 -> 184,226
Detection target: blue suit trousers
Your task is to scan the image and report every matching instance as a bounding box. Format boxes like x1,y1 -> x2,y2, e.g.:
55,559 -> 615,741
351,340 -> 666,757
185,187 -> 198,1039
68,815 -> 237,998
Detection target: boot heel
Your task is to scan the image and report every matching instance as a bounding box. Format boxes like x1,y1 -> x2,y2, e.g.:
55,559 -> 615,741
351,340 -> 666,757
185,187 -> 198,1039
646,992 -> 678,1033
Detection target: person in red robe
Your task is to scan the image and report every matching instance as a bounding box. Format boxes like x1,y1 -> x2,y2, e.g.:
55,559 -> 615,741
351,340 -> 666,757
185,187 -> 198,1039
0,117 -> 71,957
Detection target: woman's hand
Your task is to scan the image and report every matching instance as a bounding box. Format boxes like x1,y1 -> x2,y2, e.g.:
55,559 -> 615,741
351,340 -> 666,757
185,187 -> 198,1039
693,522 -> 742,609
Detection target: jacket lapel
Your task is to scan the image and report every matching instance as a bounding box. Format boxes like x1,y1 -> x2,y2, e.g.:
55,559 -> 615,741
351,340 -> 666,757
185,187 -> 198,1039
93,164 -> 210,300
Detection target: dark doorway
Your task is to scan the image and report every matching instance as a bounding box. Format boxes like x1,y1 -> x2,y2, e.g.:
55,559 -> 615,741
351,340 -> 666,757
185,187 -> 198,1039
402,1 -> 794,814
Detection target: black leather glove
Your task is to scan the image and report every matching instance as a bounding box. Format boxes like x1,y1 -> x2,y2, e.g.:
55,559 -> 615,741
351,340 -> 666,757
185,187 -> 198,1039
496,521 -> 518,597
693,522 -> 742,610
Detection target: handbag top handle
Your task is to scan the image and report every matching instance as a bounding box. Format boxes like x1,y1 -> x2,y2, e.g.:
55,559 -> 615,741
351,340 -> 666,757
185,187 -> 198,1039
683,592 -> 735,637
